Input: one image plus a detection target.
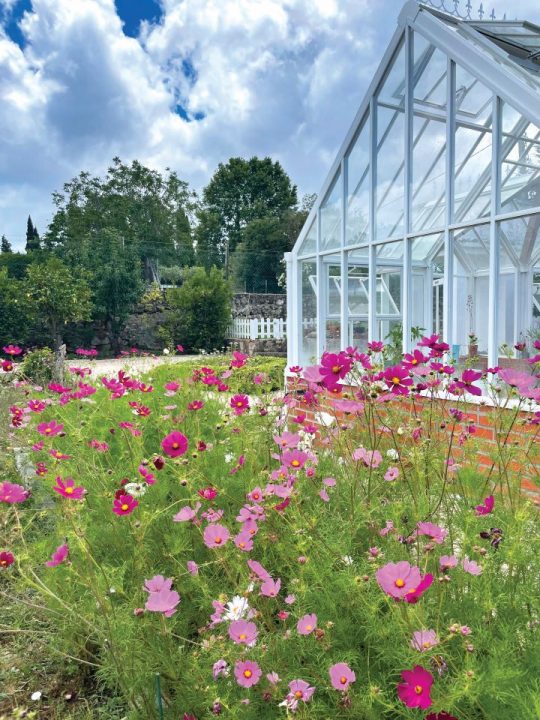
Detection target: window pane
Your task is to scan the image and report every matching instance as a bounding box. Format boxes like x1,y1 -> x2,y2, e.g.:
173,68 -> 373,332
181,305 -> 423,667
413,33 -> 447,110
377,40 -> 405,108
348,248 -> 369,316
300,260 -> 317,365
411,232 -> 445,338
298,218 -> 317,255
376,241 -> 403,340
500,101 -> 540,212
452,224 -> 490,356
412,115 -> 446,231
320,172 -> 342,250
455,64 -> 492,126
346,118 -> 370,245
324,254 -> 342,353
376,105 -> 404,240
454,122 -> 492,222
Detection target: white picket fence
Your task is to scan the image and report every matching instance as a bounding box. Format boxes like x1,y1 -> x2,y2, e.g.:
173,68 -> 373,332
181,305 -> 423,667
227,317 -> 287,340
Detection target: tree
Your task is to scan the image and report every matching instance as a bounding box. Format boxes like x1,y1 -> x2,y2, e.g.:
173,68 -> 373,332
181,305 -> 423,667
45,158 -> 196,277
1,235 -> 12,253
163,267 -> 232,352
23,257 -> 93,351
194,209 -> 225,269
0,268 -> 30,347
200,157 -> 298,273
25,216 -> 40,252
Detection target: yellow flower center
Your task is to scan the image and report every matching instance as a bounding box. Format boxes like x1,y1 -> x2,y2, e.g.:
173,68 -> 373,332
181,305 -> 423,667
291,460 -> 300,467
239,633 -> 246,640
305,624 -> 312,631
294,691 -> 303,699
239,542 -> 246,548
214,537 -> 222,544
236,401 -> 243,407
332,365 -> 341,374
414,685 -> 423,695
392,377 -> 400,385
172,442 -> 179,449
244,670 -> 252,678
0,560 -> 7,566
65,486 -> 74,494
395,578 -> 405,588
412,359 -> 418,365
422,641 -> 431,648
340,676 -> 347,684
121,503 -> 129,511
45,428 -> 51,433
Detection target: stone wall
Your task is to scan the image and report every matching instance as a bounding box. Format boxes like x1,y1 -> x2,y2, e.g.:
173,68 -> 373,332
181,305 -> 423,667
232,293 -> 287,319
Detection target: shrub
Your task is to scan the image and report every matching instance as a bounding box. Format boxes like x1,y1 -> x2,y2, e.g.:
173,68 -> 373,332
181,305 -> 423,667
164,266 -> 232,352
2,344 -> 540,719
19,347 -> 55,385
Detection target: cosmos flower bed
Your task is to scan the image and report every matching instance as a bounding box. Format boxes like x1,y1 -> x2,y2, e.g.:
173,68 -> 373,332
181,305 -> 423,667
1,341 -> 540,720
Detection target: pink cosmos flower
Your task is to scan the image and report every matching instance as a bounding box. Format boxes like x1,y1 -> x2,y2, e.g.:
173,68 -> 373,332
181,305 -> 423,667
384,466 -> 400,481
3,344 -> 22,355
235,532 -> 254,552
329,663 -> 356,692
454,369 -> 483,396
267,672 -> 280,685
49,449 -> 71,460
411,630 -> 439,652
229,619 -> 258,646
28,399 -> 46,413
230,351 -> 248,369
173,503 -> 201,523
376,561 -> 422,599
203,524 -> 230,548
247,559 -> 272,582
234,660 -> 262,688
53,476 -> 86,500
0,551 -> 15,569
273,431 -> 300,449
397,665 -> 433,709
463,557 -> 482,576
0,482 -> 29,504
288,679 -> 315,703
475,495 -> 494,516
187,560 -> 199,575
383,365 -> 413,395
417,521 -> 448,545
198,487 -> 217,500
319,351 -> 352,389
260,578 -> 281,597
282,449 -> 309,470
112,494 -> 138,516
161,430 -> 188,458
439,555 -> 457,571
230,394 -> 250,415
404,573 -> 434,604
37,420 -> 64,437
352,447 -> 382,468
188,400 -> 204,411
45,543 -> 69,567
144,575 -> 180,617
498,368 -> 535,392
213,659 -> 228,679
297,613 -> 317,635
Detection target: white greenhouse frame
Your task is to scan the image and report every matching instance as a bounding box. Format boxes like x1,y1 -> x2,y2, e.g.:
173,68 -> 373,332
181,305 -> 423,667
286,0 -> 540,370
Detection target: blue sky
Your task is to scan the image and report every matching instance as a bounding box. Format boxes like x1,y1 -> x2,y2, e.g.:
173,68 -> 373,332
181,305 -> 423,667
1,0 -> 539,247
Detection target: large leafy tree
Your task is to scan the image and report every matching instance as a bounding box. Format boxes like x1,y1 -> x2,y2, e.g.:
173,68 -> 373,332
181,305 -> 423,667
45,157 -> 197,279
23,257 -> 93,351
0,269 -> 30,347
199,157 -> 298,272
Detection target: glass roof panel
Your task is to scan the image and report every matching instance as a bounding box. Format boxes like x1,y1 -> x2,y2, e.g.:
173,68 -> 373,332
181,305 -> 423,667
320,171 -> 342,251
346,117 -> 370,245
413,32 -> 448,110
501,101 -> 540,212
377,39 -> 405,108
455,64 -> 492,126
297,217 -> 316,255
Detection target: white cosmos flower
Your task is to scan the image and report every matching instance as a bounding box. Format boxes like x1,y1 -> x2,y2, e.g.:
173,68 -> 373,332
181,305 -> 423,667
342,555 -> 354,566
223,595 -> 250,621
31,691 -> 42,701
387,448 -> 399,460
224,453 -> 235,464
124,482 -> 148,497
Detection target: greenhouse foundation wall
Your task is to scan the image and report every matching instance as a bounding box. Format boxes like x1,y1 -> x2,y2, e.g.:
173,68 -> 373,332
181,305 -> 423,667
286,378 -> 540,504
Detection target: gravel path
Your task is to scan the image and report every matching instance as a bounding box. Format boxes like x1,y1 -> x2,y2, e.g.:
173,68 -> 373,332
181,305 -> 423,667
80,354 -> 204,378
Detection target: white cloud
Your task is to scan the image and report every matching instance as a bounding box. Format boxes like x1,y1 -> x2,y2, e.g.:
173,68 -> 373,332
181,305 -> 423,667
0,0 -> 538,247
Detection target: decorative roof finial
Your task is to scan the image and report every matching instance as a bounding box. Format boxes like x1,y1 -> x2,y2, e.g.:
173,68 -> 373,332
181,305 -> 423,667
419,0 -> 501,22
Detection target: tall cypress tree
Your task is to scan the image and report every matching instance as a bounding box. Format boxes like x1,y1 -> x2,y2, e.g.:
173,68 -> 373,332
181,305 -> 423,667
1,235 -> 12,253
25,216 -> 41,252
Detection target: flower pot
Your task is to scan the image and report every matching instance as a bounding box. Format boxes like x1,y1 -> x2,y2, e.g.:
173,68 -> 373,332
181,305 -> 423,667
468,344 -> 478,358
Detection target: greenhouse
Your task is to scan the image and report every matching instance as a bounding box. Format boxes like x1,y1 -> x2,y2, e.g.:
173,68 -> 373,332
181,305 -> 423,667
286,0 -> 540,371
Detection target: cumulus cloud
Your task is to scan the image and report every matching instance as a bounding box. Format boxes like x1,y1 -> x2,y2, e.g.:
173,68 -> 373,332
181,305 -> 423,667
0,0 -> 538,247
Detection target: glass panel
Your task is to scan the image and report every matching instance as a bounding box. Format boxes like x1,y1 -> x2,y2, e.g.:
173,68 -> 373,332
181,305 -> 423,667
413,33 -> 447,110
411,232 -> 445,338
300,260 -> 317,366
298,218 -> 317,255
452,224 -> 490,356
347,247 -> 369,352
346,118 -> 370,245
320,172 -> 342,250
454,121 -> 492,223
376,105 -> 404,240
500,101 -> 540,212
455,64 -> 492,126
377,40 -> 405,108
497,214 -> 540,353
376,241 -> 403,341
324,255 -> 342,353
412,115 -> 446,231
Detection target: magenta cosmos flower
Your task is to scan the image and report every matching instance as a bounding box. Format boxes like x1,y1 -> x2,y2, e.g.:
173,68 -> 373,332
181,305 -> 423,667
455,369 -> 483,396
0,482 -> 29,504
0,551 -> 15,569
404,573 -> 434,604
319,351 -> 352,389
203,524 -> 230,548
297,613 -> 317,635
329,662 -> 356,691
113,493 -> 138,516
46,543 -> 69,567
383,365 -> 413,395
234,660 -> 262,688
3,344 -> 22,355
230,394 -> 250,415
229,619 -> 258,646
475,495 -> 494,516
376,561 -> 422,599
288,679 -> 315,702
53,476 -> 86,500
397,665 -> 433,709
161,430 -> 188,457
411,629 -> 439,652
37,419 -> 64,437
